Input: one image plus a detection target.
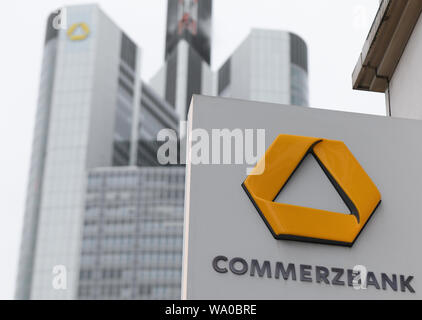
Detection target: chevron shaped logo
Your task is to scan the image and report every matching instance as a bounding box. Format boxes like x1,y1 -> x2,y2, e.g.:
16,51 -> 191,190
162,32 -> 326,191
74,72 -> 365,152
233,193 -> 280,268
242,134 -> 381,247
67,22 -> 90,41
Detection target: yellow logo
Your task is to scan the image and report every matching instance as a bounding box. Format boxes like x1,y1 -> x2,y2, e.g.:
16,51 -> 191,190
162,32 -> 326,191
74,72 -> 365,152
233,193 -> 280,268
242,134 -> 381,247
67,23 -> 90,41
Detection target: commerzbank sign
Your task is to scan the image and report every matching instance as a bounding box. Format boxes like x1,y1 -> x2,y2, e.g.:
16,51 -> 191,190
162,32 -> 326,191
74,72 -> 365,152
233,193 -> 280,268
183,98 -> 421,299
212,134 -> 414,294
212,255 -> 415,293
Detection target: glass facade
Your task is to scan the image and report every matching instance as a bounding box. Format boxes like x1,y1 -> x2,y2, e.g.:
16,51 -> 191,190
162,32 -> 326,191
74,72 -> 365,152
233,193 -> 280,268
216,29 -> 309,107
78,167 -> 185,300
186,46 -> 203,117
165,0 -> 212,64
113,34 -> 138,167
289,32 -> 309,107
218,58 -> 231,96
18,1 -> 311,301
151,1 -> 214,121
290,63 -> 309,107
28,5 -> 98,299
16,4 -> 147,299
15,15 -> 59,300
138,82 -> 179,166
163,39 -> 209,119
165,49 -> 178,108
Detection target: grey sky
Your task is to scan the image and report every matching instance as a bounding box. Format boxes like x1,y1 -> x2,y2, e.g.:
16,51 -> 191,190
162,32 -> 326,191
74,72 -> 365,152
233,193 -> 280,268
0,0 -> 383,299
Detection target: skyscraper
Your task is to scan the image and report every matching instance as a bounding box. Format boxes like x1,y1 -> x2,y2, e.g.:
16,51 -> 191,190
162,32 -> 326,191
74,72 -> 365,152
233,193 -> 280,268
165,0 -> 212,64
17,1 -> 311,301
137,81 -> 180,166
151,3 -> 309,119
78,167 -> 185,300
217,29 -> 309,107
15,4 -> 179,300
150,0 -> 214,120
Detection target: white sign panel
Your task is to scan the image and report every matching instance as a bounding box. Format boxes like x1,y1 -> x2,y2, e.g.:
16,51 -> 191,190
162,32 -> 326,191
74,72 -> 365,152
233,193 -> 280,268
182,95 -> 422,300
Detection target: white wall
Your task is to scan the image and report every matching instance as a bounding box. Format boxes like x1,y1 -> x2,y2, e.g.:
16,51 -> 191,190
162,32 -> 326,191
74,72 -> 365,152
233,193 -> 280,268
389,15 -> 422,119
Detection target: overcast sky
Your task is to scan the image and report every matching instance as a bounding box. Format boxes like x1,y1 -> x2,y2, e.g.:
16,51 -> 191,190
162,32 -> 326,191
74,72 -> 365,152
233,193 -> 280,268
0,0 -> 383,299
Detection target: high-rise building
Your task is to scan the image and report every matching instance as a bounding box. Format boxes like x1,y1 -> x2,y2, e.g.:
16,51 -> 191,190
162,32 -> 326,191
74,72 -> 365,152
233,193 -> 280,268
165,0 -> 212,64
217,29 -> 309,107
17,1 -> 311,301
78,167 -> 185,300
150,0 -> 214,120
151,2 -> 310,118
15,4 -> 179,300
138,81 -> 180,166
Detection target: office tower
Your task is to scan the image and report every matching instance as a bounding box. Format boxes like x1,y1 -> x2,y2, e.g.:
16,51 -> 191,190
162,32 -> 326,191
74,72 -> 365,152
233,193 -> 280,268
137,82 -> 180,166
78,167 -> 185,300
165,0 -> 212,64
150,0 -> 214,120
17,0 -> 312,301
16,4 -> 140,300
16,4 -> 179,300
217,29 -> 309,107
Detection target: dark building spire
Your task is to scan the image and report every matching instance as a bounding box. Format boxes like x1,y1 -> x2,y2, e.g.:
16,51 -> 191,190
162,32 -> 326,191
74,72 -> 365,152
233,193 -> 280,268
165,0 -> 212,64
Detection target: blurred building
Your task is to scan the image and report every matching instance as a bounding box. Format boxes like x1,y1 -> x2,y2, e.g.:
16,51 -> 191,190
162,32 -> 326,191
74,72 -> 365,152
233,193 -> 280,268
165,0 -> 212,64
17,0 -> 311,300
78,167 -> 185,300
151,2 -> 309,118
150,0 -> 214,120
15,4 -> 179,300
138,82 -> 180,166
217,29 -> 309,107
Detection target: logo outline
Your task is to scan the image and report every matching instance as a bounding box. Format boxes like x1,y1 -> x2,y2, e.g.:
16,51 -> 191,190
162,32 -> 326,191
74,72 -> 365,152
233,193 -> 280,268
242,134 -> 382,247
